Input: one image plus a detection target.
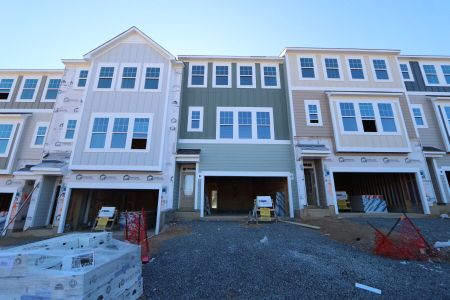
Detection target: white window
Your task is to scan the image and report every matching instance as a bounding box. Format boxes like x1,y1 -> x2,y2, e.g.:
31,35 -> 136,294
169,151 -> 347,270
304,100 -> 322,126
87,114 -> 152,152
62,118 -> 77,141
212,63 -> 231,88
77,70 -> 89,88
18,77 -> 41,102
338,101 -> 399,134
187,107 -> 204,132
371,59 -> 391,81
118,64 -> 140,91
298,57 -> 317,79
237,64 -> 256,88
141,63 -> 163,91
347,57 -> 366,80
442,106 -> 450,136
323,57 -> 341,80
30,122 -> 48,148
422,64 -> 440,85
399,63 -> 413,81
411,104 -> 427,128
0,124 -> 15,157
260,64 -> 280,88
188,63 -> 207,88
441,65 -> 450,85
0,78 -> 16,101
94,64 -> 118,90
42,78 -> 61,102
216,107 -> 274,141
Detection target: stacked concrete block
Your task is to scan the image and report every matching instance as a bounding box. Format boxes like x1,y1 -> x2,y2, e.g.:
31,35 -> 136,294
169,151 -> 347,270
0,232 -> 143,299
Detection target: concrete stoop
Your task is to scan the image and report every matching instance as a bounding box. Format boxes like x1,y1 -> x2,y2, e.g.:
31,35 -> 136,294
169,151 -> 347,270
174,211 -> 201,221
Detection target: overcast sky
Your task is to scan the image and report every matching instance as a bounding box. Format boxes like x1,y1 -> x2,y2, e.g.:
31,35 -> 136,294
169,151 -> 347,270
1,0 -> 449,69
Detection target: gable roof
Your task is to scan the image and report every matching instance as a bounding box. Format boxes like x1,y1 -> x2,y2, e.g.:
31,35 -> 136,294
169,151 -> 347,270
83,26 -> 176,61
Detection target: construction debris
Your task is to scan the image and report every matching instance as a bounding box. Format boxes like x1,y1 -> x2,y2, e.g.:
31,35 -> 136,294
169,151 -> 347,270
260,236 -> 269,244
434,241 -> 450,248
279,220 -> 321,230
440,214 -> 449,219
355,282 -> 382,294
0,232 -> 143,299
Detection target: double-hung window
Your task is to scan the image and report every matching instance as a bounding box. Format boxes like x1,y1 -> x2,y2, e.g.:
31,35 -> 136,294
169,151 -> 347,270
261,65 -> 279,88
256,112 -> 271,139
64,120 -> 77,140
324,58 -> 340,79
187,107 -> 204,132
238,112 -> 252,139
299,57 -> 315,79
213,64 -> 230,87
238,65 -> 255,87
90,118 -> 109,148
132,118 -> 150,149
0,124 -> 13,155
304,100 -> 322,126
441,65 -> 450,84
0,79 -> 15,101
44,79 -> 61,100
411,104 -> 427,128
348,59 -> 365,79
423,65 -> 439,84
400,64 -> 412,80
20,78 -> 39,100
190,64 -> 207,87
340,103 -> 358,132
142,65 -> 162,90
359,103 -> 377,132
31,123 -> 48,148
372,59 -> 389,80
77,70 -> 88,87
378,103 -> 397,132
111,118 -> 129,148
120,67 -> 138,89
97,66 -> 115,89
219,111 -> 234,138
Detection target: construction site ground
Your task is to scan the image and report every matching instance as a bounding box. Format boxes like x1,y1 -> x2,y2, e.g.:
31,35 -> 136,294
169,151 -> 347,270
143,217 -> 449,299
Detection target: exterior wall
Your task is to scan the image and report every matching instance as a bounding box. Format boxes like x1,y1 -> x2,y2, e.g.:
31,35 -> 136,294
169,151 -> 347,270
71,42 -> 172,170
403,60 -> 450,93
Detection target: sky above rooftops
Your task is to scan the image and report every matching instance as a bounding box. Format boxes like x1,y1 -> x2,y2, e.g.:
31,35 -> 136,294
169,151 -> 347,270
1,0 -> 449,68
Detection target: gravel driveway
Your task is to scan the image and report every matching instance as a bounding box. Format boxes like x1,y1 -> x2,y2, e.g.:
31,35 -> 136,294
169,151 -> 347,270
143,220 -> 450,299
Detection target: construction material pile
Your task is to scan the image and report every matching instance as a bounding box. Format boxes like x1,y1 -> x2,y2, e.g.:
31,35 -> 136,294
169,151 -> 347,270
0,232 -> 143,299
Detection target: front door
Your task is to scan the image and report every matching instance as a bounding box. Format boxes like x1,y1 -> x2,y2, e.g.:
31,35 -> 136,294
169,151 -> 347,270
304,162 -> 318,206
179,165 -> 196,210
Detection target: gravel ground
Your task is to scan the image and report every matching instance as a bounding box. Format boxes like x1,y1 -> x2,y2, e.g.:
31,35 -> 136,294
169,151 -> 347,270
143,220 -> 450,299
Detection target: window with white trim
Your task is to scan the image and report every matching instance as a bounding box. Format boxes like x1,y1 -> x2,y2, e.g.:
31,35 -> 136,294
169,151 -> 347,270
88,114 -> 152,151
340,103 -> 358,132
324,58 -> 340,79
304,100 -> 322,126
411,104 -> 427,128
31,123 -> 48,147
217,108 -> 273,141
372,59 -> 389,80
238,65 -> 255,87
0,79 -> 15,101
0,124 -> 14,154
213,64 -> 230,87
359,103 -> 377,132
299,57 -> 315,78
441,65 -> 450,84
444,107 -> 450,134
378,103 -> 397,132
44,79 -> 61,100
77,70 -> 88,87
189,64 -> 207,87
261,65 -> 279,88
187,107 -> 204,132
399,63 -> 412,80
120,67 -> 138,89
97,66 -> 115,89
20,78 -> 39,100
143,66 -> 161,90
348,59 -> 365,79
64,119 -> 77,140
423,65 -> 439,84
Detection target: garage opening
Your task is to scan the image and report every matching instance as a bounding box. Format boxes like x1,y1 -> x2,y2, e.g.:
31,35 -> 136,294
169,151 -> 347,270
334,172 -> 423,213
65,189 -> 159,231
205,177 -> 289,215
0,193 -> 14,230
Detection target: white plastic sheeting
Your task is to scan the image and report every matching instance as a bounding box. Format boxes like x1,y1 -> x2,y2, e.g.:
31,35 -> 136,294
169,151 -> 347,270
0,232 -> 143,299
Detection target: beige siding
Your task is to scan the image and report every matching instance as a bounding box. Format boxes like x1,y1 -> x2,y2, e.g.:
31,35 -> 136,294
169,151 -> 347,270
286,51 -> 404,89
399,94 -> 417,139
410,95 -> 446,150
16,112 -> 52,161
292,91 -> 333,137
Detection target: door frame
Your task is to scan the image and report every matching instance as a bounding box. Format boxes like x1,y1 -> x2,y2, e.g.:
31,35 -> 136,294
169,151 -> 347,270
178,164 -> 197,210
0,187 -> 19,235
303,161 -> 320,206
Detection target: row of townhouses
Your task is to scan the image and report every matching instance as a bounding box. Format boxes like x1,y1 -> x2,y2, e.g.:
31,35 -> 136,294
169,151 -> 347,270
0,27 -> 449,235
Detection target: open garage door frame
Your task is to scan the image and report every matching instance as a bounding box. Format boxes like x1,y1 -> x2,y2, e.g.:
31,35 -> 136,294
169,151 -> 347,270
58,182 -> 164,235
0,187 -> 19,235
328,167 -> 430,215
199,171 -> 294,218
